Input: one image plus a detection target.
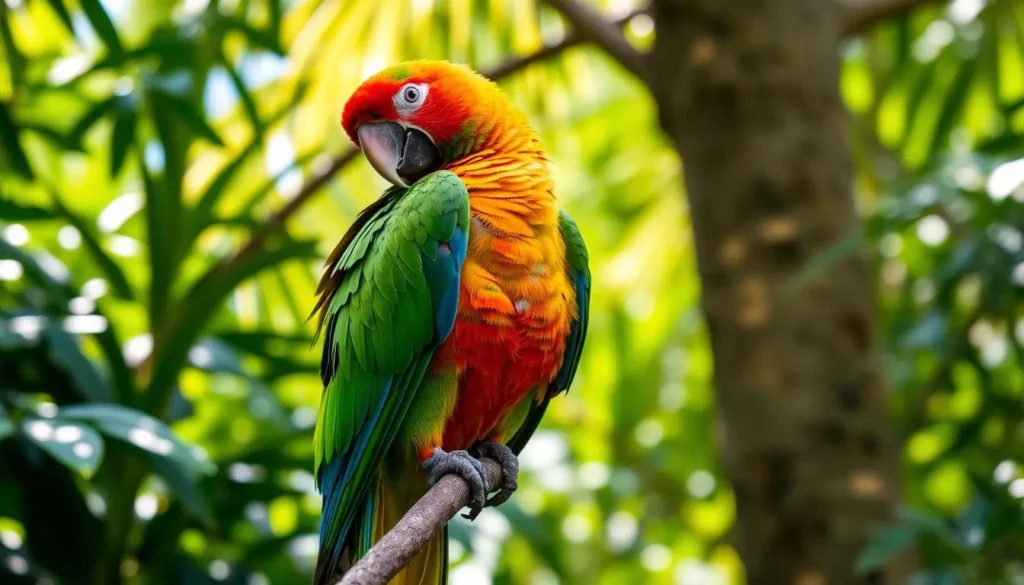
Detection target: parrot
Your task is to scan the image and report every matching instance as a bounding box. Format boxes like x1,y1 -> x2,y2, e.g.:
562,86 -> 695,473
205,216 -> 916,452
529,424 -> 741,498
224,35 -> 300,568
310,60 -> 591,585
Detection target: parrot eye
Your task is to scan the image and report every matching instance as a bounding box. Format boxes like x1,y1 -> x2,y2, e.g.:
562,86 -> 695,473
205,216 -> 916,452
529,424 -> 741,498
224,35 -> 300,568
394,83 -> 428,112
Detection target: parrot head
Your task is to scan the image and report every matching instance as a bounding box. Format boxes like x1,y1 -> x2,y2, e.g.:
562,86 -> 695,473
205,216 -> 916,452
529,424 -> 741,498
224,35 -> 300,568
342,60 -> 528,188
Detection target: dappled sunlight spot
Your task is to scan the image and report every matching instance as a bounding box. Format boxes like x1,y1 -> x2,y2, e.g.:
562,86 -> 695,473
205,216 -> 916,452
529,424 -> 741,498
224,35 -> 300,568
635,419 -> 664,448
46,54 -> 91,85
54,425 -> 83,444
228,463 -> 264,483
849,471 -> 885,497
578,461 -> 610,490
204,68 -> 239,118
628,14 -> 654,38
10,315 -> 46,340
123,334 -> 153,367
35,403 -> 57,418
208,559 -> 230,581
560,513 -> 591,543
518,430 -> 567,472
675,559 -> 724,585
913,20 -> 955,62
1014,263 -> 1024,286
265,131 -> 302,199
36,252 -> 70,282
625,291 -> 655,320
0,260 -> 23,281
606,510 -> 638,553
144,141 -> 166,173
113,76 -> 134,97
536,465 -> 574,493
3,223 -> 28,246
659,382 -> 687,411
134,494 -> 159,520
986,157 -> 1024,200
686,470 -> 716,499
991,225 -> 1022,253
916,215 -> 949,246
247,573 -> 270,585
1008,478 -> 1024,498
515,487 -> 544,515
121,557 -> 139,579
244,502 -> 267,525
450,561 -> 492,585
5,555 -> 28,575
993,460 -> 1016,484
81,278 -> 108,300
188,345 -> 214,368
107,235 -> 141,257
69,296 -> 95,315
641,543 -> 672,572
948,0 -> 985,23
953,164 -> 985,191
530,568 -> 559,585
0,530 -> 23,550
879,233 -> 903,258
26,420 -> 53,442
611,468 -> 640,495
128,427 -> 174,456
287,469 -> 317,494
173,0 -> 210,20
287,534 -> 318,558
57,225 -> 81,250
72,442 -> 94,459
64,315 -> 108,334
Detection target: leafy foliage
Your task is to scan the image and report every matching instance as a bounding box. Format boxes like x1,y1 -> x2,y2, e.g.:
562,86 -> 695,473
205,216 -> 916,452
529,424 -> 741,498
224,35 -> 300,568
0,1 -> 1022,584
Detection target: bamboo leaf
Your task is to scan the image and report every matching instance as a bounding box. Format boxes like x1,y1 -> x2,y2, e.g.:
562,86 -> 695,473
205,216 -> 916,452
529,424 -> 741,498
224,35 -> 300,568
79,0 -> 124,57
110,107 -> 137,177
0,101 -> 33,179
49,195 -> 135,301
156,90 -> 225,146
69,96 -> 118,145
22,416 -> 105,478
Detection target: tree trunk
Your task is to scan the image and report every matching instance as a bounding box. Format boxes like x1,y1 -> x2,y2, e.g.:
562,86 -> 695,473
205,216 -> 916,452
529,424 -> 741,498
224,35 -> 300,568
647,1 -> 909,584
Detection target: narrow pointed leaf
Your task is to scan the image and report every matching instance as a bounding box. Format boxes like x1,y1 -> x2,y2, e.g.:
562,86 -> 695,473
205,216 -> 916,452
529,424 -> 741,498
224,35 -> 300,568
79,0 -> 124,57
110,108 -> 137,177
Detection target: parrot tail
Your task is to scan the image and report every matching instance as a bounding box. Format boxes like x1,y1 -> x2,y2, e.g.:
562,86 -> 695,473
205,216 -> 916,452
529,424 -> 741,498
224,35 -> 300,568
313,466 -> 448,585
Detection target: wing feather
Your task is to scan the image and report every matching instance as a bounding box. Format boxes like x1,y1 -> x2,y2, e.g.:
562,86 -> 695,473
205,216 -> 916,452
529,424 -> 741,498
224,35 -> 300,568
313,171 -> 470,574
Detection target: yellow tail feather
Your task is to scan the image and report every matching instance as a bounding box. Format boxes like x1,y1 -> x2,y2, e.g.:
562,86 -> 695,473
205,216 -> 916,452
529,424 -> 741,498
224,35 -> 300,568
372,469 -> 448,585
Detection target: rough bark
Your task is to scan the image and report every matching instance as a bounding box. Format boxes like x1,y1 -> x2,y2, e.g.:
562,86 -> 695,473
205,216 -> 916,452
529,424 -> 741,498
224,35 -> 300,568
647,1 -> 908,584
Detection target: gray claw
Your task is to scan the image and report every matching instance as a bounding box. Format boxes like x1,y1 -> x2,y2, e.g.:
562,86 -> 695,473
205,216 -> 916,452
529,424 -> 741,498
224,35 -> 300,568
422,448 -> 489,515
474,441 -> 519,511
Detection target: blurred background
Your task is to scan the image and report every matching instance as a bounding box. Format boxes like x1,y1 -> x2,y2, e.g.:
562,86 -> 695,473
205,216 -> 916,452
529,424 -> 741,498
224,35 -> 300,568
0,0 -> 1022,584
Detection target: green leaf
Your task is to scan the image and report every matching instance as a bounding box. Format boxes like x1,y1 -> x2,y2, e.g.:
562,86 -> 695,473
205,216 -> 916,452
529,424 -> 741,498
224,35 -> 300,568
146,238 -> 319,413
22,416 -> 106,478
221,16 -> 283,55
0,199 -> 54,221
110,107 -> 137,177
155,91 -> 224,146
49,195 -> 134,300
222,59 -> 263,141
23,123 -> 86,153
0,240 -> 67,301
147,452 -> 213,524
0,101 -> 33,179
79,0 -> 124,57
59,403 -> 216,476
856,524 -> 917,574
70,96 -> 118,145
0,404 -> 13,442
927,56 -> 976,158
45,326 -> 112,403
44,0 -> 75,33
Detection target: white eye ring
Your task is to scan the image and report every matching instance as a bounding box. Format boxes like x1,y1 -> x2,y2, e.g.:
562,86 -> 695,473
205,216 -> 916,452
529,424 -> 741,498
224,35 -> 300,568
394,83 -> 428,111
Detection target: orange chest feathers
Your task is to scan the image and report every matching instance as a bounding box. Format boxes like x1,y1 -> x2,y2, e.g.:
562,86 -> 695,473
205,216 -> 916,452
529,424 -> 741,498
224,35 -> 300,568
433,151 -> 576,447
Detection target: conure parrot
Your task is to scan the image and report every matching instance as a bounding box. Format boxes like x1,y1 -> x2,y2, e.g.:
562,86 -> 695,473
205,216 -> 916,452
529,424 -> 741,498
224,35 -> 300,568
311,60 -> 591,585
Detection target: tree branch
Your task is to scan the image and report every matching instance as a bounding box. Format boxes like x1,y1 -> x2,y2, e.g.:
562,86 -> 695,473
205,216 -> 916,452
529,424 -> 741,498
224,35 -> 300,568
332,458 -> 504,585
841,0 -> 947,36
545,0 -> 647,80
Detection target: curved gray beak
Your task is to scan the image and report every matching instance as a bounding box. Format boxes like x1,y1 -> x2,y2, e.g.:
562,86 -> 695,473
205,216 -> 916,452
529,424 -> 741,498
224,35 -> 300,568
356,121 -> 441,188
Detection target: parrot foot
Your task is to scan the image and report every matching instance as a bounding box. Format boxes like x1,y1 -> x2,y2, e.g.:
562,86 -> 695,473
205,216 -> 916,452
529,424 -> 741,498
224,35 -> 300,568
471,441 -> 519,515
422,448 -> 489,516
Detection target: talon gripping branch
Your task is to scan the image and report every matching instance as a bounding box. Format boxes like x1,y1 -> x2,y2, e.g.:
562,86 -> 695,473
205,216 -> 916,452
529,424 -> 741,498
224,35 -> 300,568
311,60 -> 591,585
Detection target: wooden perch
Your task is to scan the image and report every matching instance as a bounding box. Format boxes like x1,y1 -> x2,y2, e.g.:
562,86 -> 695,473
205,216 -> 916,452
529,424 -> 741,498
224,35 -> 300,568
331,458 -> 504,585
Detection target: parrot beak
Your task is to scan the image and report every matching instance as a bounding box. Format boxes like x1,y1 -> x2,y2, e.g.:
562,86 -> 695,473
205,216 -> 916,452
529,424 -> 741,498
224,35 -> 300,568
357,121 -> 442,188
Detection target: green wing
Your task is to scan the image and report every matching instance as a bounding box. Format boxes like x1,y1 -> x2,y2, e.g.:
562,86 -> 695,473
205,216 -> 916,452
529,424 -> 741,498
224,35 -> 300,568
312,171 -> 469,575
507,209 -> 591,454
